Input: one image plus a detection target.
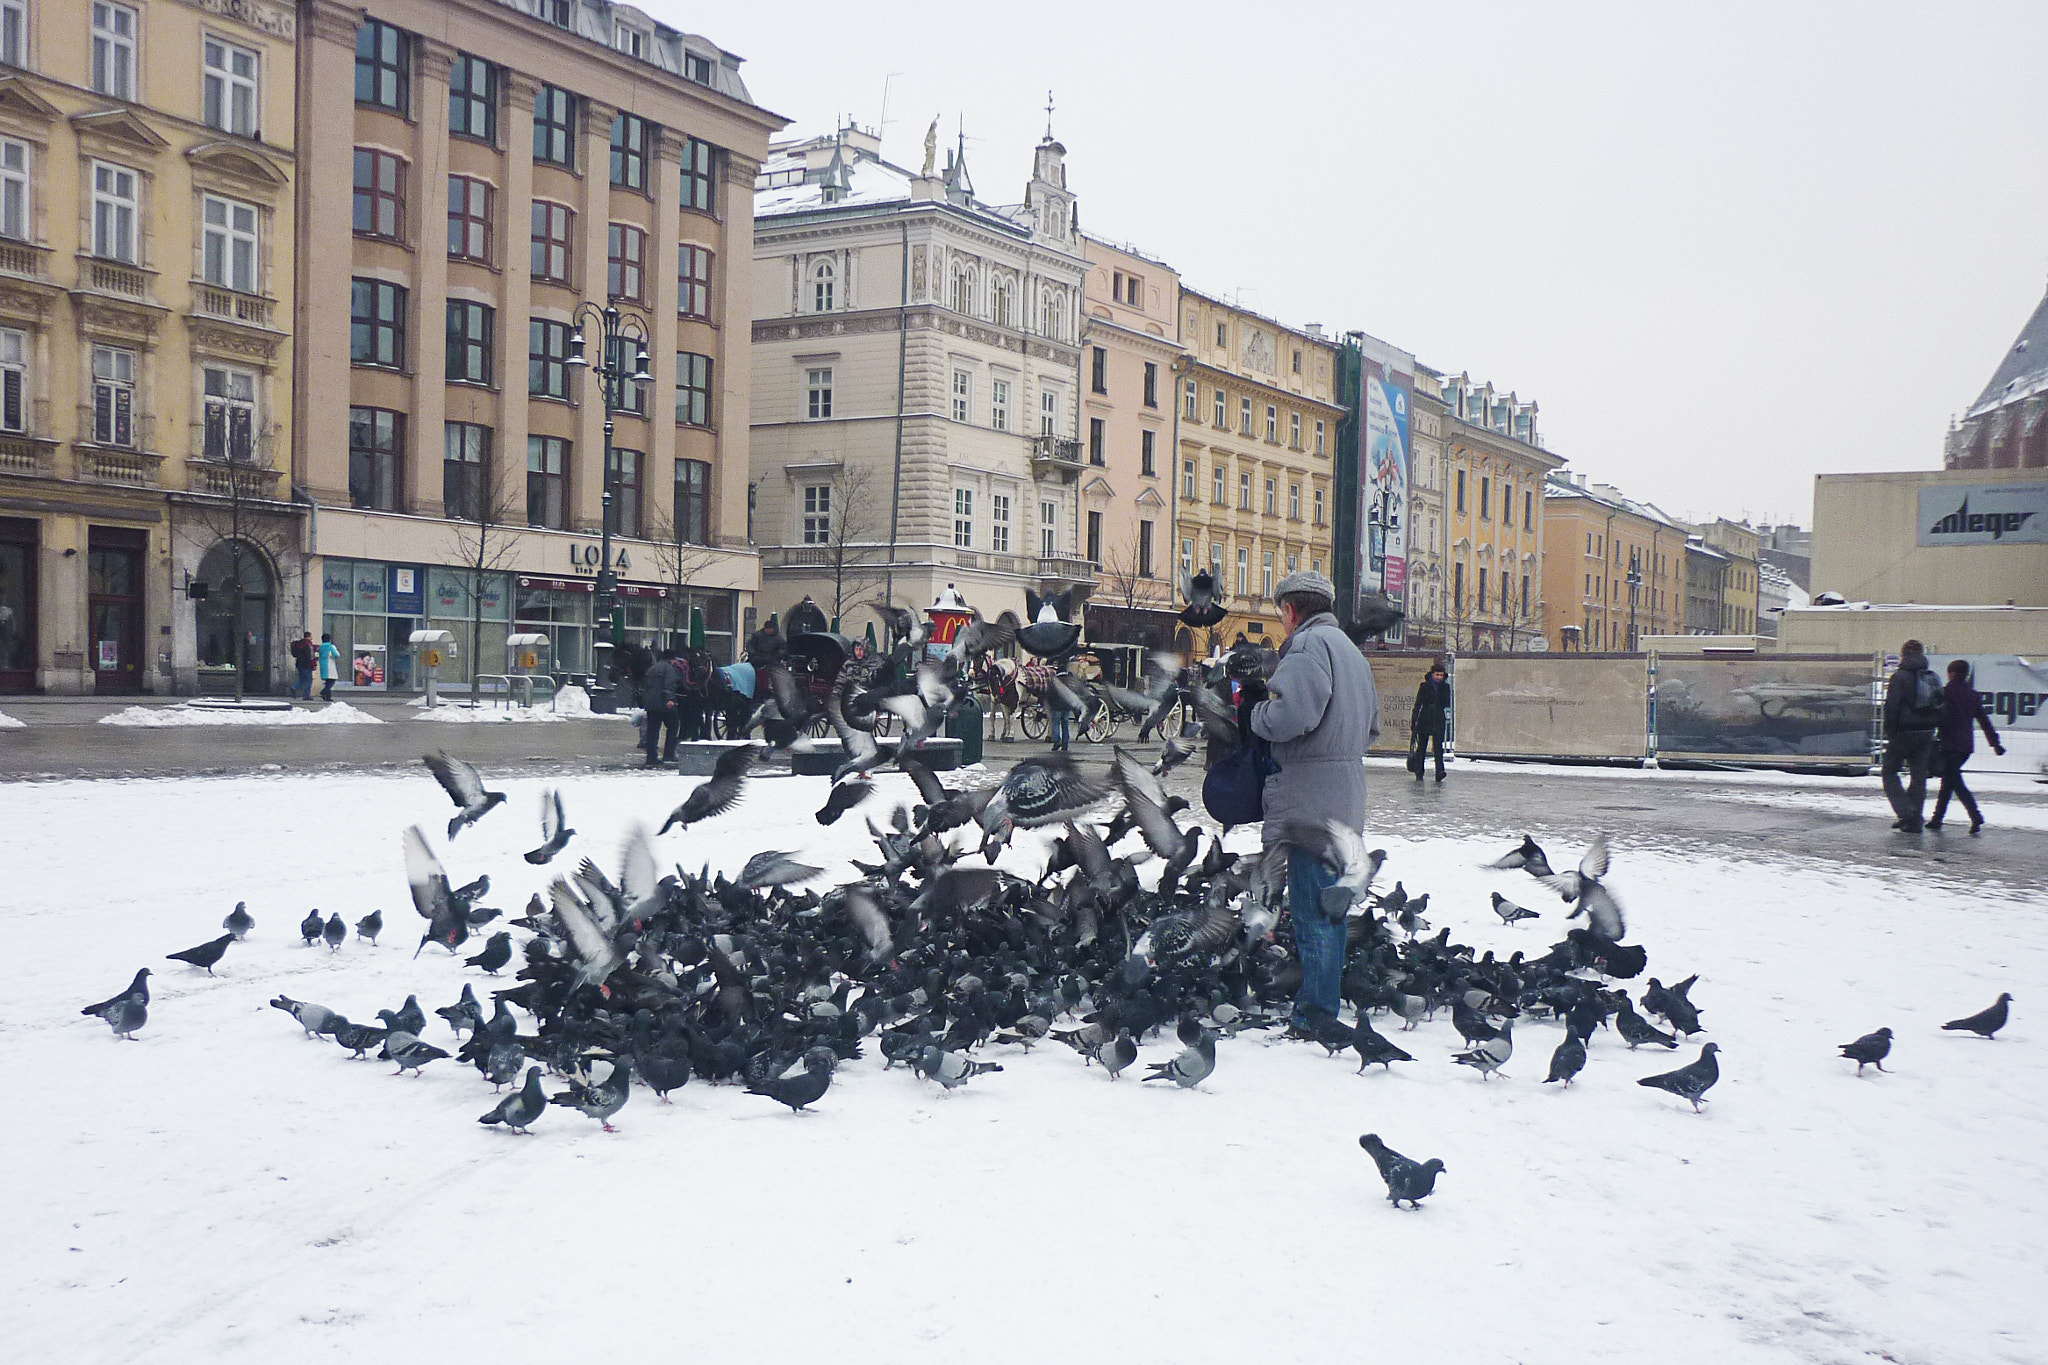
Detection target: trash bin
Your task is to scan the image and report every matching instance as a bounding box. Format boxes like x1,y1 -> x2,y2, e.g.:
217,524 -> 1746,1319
946,694 -> 984,766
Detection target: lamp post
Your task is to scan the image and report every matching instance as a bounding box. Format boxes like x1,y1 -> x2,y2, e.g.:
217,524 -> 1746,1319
565,300 -> 651,713
1626,553 -> 1643,651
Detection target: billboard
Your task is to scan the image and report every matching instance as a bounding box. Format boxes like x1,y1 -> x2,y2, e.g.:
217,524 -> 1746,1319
1359,652 -> 1442,755
1653,655 -> 1878,760
1356,354 -> 1412,648
1454,654 -> 1650,759
1930,654 -> 2048,732
1917,483 -> 2048,546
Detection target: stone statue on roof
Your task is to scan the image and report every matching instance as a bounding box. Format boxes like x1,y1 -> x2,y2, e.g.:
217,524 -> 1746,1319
922,118 -> 938,177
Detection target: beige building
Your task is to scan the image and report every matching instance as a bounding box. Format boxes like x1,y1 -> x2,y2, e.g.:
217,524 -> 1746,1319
1539,473 -> 1684,651
1435,372 -> 1562,650
1812,467 -> 2046,608
1078,236 -> 1183,648
1693,518 -> 1760,635
749,123 -> 1091,628
0,0 -> 299,694
1402,367 -> 1450,648
1175,290 -> 1341,647
296,0 -> 780,687
1777,604 -> 2048,657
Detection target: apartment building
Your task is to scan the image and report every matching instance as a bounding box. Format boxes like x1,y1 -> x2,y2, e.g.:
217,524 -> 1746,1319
296,0 -> 780,687
0,0 -> 298,694
1436,372 -> 1562,650
1175,290 -> 1341,647
1540,472 -> 1684,651
1692,517 -> 1760,634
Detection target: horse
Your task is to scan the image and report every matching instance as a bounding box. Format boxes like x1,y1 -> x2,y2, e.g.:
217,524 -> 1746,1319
974,655 -> 1029,741
673,647 -> 717,741
608,641 -> 652,708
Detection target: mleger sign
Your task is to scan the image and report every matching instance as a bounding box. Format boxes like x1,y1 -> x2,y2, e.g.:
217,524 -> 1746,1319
1917,483 -> 2048,546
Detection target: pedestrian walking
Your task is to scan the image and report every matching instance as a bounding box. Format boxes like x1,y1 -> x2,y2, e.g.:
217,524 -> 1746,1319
1247,570 -> 1379,1028
1879,638 -> 1944,833
316,633 -> 342,702
640,648 -> 680,767
1409,658 -> 1451,782
1928,659 -> 2004,834
289,632 -> 314,700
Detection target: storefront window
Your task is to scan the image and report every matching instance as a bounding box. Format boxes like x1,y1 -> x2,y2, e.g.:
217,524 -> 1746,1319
514,582 -> 592,675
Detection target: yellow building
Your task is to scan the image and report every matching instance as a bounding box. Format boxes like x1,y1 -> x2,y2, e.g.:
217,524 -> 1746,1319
1175,289 -> 1342,648
0,0 -> 298,694
1540,473 -> 1685,651
1693,517 -> 1761,634
1436,374 -> 1562,650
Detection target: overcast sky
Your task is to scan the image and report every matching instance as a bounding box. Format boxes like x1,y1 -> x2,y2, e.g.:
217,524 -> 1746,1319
654,0 -> 2048,528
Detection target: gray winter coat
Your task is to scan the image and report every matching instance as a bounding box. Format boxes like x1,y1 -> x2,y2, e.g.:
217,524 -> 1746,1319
1249,611 -> 1379,846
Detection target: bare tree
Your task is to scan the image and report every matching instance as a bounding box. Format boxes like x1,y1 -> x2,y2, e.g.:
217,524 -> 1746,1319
174,461 -> 298,704
641,496 -> 725,644
817,462 -> 891,623
441,470 -> 527,707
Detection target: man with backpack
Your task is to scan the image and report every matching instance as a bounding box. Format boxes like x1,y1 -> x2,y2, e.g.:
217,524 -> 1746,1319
1880,639 -> 1944,833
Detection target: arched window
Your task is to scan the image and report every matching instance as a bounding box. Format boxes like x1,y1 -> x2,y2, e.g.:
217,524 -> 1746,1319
809,258 -> 835,313
992,278 -> 1012,328
1041,291 -> 1065,342
950,267 -> 976,316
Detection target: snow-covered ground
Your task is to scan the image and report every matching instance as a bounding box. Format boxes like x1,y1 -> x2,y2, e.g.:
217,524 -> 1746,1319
96,701 -> 383,727
0,707 -> 22,728
5,768 -> 2043,1364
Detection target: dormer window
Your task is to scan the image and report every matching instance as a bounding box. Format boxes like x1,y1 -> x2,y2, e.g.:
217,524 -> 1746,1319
684,52 -> 713,85
613,24 -> 645,58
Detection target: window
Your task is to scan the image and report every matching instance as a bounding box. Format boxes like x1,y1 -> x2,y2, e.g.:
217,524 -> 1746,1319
449,54 -> 496,143
1211,543 -> 1223,582
954,370 -> 973,424
354,20 -> 409,114
1314,420 -> 1326,455
527,436 -> 568,529
447,176 -> 491,263
1524,491 -> 1534,530
1289,482 -> 1301,520
533,85 -> 577,167
203,37 -> 260,136
806,367 -> 833,419
1313,488 -> 1325,525
674,458 -> 710,543
1292,348 -> 1302,375
1181,537 -> 1194,577
991,278 -> 1013,327
443,421 -> 489,520
1,0 -> 23,69
1240,398 -> 1252,434
801,484 -> 831,544
990,378 -> 1009,432
1212,465 -> 1225,504
1090,346 -> 1107,394
1182,458 -> 1196,500
1239,472 -> 1252,510
954,488 -> 973,548
1140,429 -> 1156,476
1478,567 -> 1489,613
1455,469 -> 1467,513
1143,362 -> 1158,408
810,259 -> 835,312
1040,388 -> 1057,435
202,195 -> 258,293
353,150 -> 405,240
1264,477 -> 1277,516
1041,500 -> 1056,556
1215,321 -> 1227,347
676,351 -> 712,427
1085,509 -> 1103,564
349,279 -> 406,368
1479,476 -> 1491,520
1290,413 -> 1301,448
677,244 -> 713,319
1213,388 -> 1225,427
529,319 -> 572,400
1453,561 -> 1465,611
445,300 -> 494,385
530,201 -> 572,283
1265,405 -> 1278,442
991,494 -> 1011,553
607,223 -> 645,301
1237,546 -> 1249,597
1262,551 -> 1274,599
0,139 -> 23,240
1138,520 -> 1154,577
607,447 -> 641,537
1088,417 -> 1105,465
349,407 -> 402,510
680,137 -> 718,213
1184,377 -> 1198,418
90,347 -> 135,446
90,163 -> 137,262
613,23 -> 645,58
1522,575 -> 1531,618
0,327 -> 20,432
91,2 -> 135,99
604,336 -> 645,415
610,113 -> 649,190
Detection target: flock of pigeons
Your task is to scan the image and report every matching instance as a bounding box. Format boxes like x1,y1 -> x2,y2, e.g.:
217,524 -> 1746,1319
76,642 -> 2021,1211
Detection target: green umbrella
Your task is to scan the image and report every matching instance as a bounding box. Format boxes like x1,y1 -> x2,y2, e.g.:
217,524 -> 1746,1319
864,621 -> 878,648
688,605 -> 705,650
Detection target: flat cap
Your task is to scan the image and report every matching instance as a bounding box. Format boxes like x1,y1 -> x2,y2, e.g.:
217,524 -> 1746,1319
1273,569 -> 1335,603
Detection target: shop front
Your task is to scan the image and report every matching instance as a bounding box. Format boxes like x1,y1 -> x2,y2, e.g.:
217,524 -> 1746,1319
0,516 -> 35,693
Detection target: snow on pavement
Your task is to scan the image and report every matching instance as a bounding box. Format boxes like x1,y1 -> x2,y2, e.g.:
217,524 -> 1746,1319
96,701 -> 383,727
0,707 -> 22,728
3,768 -> 2043,1364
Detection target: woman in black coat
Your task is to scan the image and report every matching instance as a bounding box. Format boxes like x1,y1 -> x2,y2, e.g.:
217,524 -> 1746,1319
1410,659 -> 1451,781
1929,659 -> 2003,833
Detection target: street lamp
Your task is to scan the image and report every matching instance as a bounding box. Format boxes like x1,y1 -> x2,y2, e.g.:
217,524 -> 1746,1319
565,299 -> 651,712
1626,554 -> 1643,651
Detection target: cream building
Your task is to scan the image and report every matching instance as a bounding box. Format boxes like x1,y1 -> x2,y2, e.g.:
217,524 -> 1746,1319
0,0 -> 298,695
1175,290 -> 1342,647
1435,372 -> 1562,650
296,0 -> 780,688
1539,472 -> 1684,651
1401,370 -> 1451,648
1811,467 -> 2045,608
749,123 -> 1091,627
1692,517 -> 1760,634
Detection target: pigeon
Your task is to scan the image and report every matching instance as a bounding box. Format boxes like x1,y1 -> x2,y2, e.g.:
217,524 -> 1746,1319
222,902 -> 254,941
550,1057 -> 633,1131
833,886 -> 893,963
100,993 -> 147,1040
1178,568 -> 1228,629
736,850 -> 822,890
382,994 -> 428,1037
465,931 -> 512,974
1615,1000 -> 1678,1050
299,909 -> 324,946
1100,1029 -> 1139,1080
523,789 -> 575,864
1017,588 -> 1082,658
747,1047 -> 836,1111
660,743 -> 757,834
482,1039 -> 526,1089
384,1036 -> 449,1076
1942,993 -> 2012,1039
1839,1028 -> 1893,1076
980,753 -> 1111,835
1544,1030 -> 1588,1087
1451,1019 -> 1513,1079
165,933 -> 233,976
435,983 -> 484,1036
479,1066 -> 548,1133
1141,1031 -> 1215,1088
1486,835 -> 1553,878
1152,735 -> 1196,777
1267,819 -> 1384,920
1539,836 -> 1626,941
1358,1134 -> 1445,1209
321,912 -> 347,952
546,877 -> 622,990
638,1047 -> 693,1102
355,910 -> 382,946
422,752 -> 506,839
329,1018 -> 386,1059
1638,1043 -> 1721,1111
816,775 -> 875,825
1491,892 -> 1539,926
1641,977 -> 1703,1036
269,995 -> 337,1038
81,968 -> 151,1022
1352,1019 -> 1413,1073
916,1045 -> 1004,1092
868,600 -> 929,651
947,607 -> 1014,664
403,825 -> 471,957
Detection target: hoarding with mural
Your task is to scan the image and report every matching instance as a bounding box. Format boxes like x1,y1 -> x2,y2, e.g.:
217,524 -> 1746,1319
1359,358 -> 1412,615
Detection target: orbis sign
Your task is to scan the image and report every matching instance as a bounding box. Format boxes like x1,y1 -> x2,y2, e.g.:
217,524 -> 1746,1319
1918,484 -> 2048,546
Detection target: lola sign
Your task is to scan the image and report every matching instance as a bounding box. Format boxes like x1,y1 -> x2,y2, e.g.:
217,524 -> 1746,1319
566,542 -> 632,571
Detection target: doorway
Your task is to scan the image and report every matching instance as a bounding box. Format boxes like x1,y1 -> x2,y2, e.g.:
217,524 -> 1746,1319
0,517 -> 34,692
88,526 -> 147,694
194,539 -> 273,695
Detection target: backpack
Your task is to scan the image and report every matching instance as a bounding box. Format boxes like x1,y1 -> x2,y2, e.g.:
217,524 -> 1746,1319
1910,667 -> 1942,716
1202,736 -> 1279,830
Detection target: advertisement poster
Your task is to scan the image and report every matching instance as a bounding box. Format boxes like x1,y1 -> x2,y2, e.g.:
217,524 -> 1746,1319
1362,366 -> 1412,603
1917,483 -> 2047,546
1654,657 -> 1876,759
1932,654 -> 2048,732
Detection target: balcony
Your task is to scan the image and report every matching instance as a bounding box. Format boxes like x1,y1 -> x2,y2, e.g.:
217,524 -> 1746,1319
81,258 -> 152,300
1030,435 -> 1084,483
75,445 -> 164,487
0,238 -> 49,281
192,285 -> 276,329
1036,555 -> 1097,587
184,458 -> 284,498
0,434 -> 56,477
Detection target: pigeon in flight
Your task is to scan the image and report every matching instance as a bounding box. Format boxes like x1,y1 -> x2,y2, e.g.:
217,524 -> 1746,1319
1267,819 -> 1384,921
479,1066 -> 548,1134
1358,1134 -> 1445,1209
815,774 -> 875,825
165,933 -> 234,976
1141,1030 -> 1216,1088
355,910 -> 382,946
1942,993 -> 2012,1039
1539,836 -> 1625,941
868,600 -> 929,652
422,752 -> 506,839
747,1047 -> 837,1111
736,850 -> 823,890
321,913 -> 347,952
550,1057 -> 633,1131
1486,835 -> 1553,878
523,789 -> 575,864
1491,892 -> 1539,926
1839,1028 -> 1892,1076
222,902 -> 254,941
1152,735 -> 1196,777
660,742 -> 757,834
831,885 -> 893,964
403,825 -> 472,957
1452,1019 -> 1513,1080
81,968 -> 151,1022
465,930 -> 512,974
1017,588 -> 1082,659
980,752 -> 1110,837
299,909 -> 324,946
547,877 -> 623,991
1178,568 -> 1228,629
1638,1043 -> 1721,1111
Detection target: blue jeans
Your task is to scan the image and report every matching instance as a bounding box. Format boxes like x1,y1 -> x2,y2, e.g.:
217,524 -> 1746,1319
1289,849 -> 1344,1023
1049,709 -> 1070,749
293,665 -> 313,699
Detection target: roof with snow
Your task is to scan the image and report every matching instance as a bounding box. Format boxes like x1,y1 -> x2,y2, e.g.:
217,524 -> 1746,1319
1543,475 -> 1686,533
754,136 -> 1040,239
1966,286 -> 2048,419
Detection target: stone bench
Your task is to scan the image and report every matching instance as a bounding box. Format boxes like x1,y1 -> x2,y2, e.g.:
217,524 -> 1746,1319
672,739 -> 762,776
788,735 -> 964,776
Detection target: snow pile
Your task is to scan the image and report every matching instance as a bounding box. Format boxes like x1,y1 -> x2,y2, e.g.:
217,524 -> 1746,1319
0,708 -> 23,728
415,701 -> 567,724
6,770 -> 2044,1363
97,701 -> 383,727
553,684 -> 630,719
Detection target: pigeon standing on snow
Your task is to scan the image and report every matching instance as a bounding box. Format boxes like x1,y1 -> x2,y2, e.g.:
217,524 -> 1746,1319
479,1067 -> 547,1133
355,910 -> 382,946
916,1045 -> 1005,1092
1452,1019 -> 1513,1080
222,902 -> 254,941
465,931 -> 512,974
1352,1019 -> 1414,1073
322,913 -> 347,952
1100,1029 -> 1139,1080
82,969 -> 151,1022
422,752 -> 506,839
83,972 -> 151,1041
270,995 -> 337,1038
523,789 -> 575,864
1615,1000 -> 1679,1051
1358,1134 -> 1446,1209
165,933 -> 234,976
1544,1028 -> 1588,1087
329,1018 -> 386,1059
1638,1043 -> 1721,1111
1839,1028 -> 1892,1075
384,1035 -> 449,1076
1942,993 -> 2012,1039
747,1048 -> 837,1111
1141,1031 -> 1215,1088
550,1057 -> 633,1131
1642,977 -> 1703,1036
1490,892 -> 1539,926
299,909 -> 325,946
